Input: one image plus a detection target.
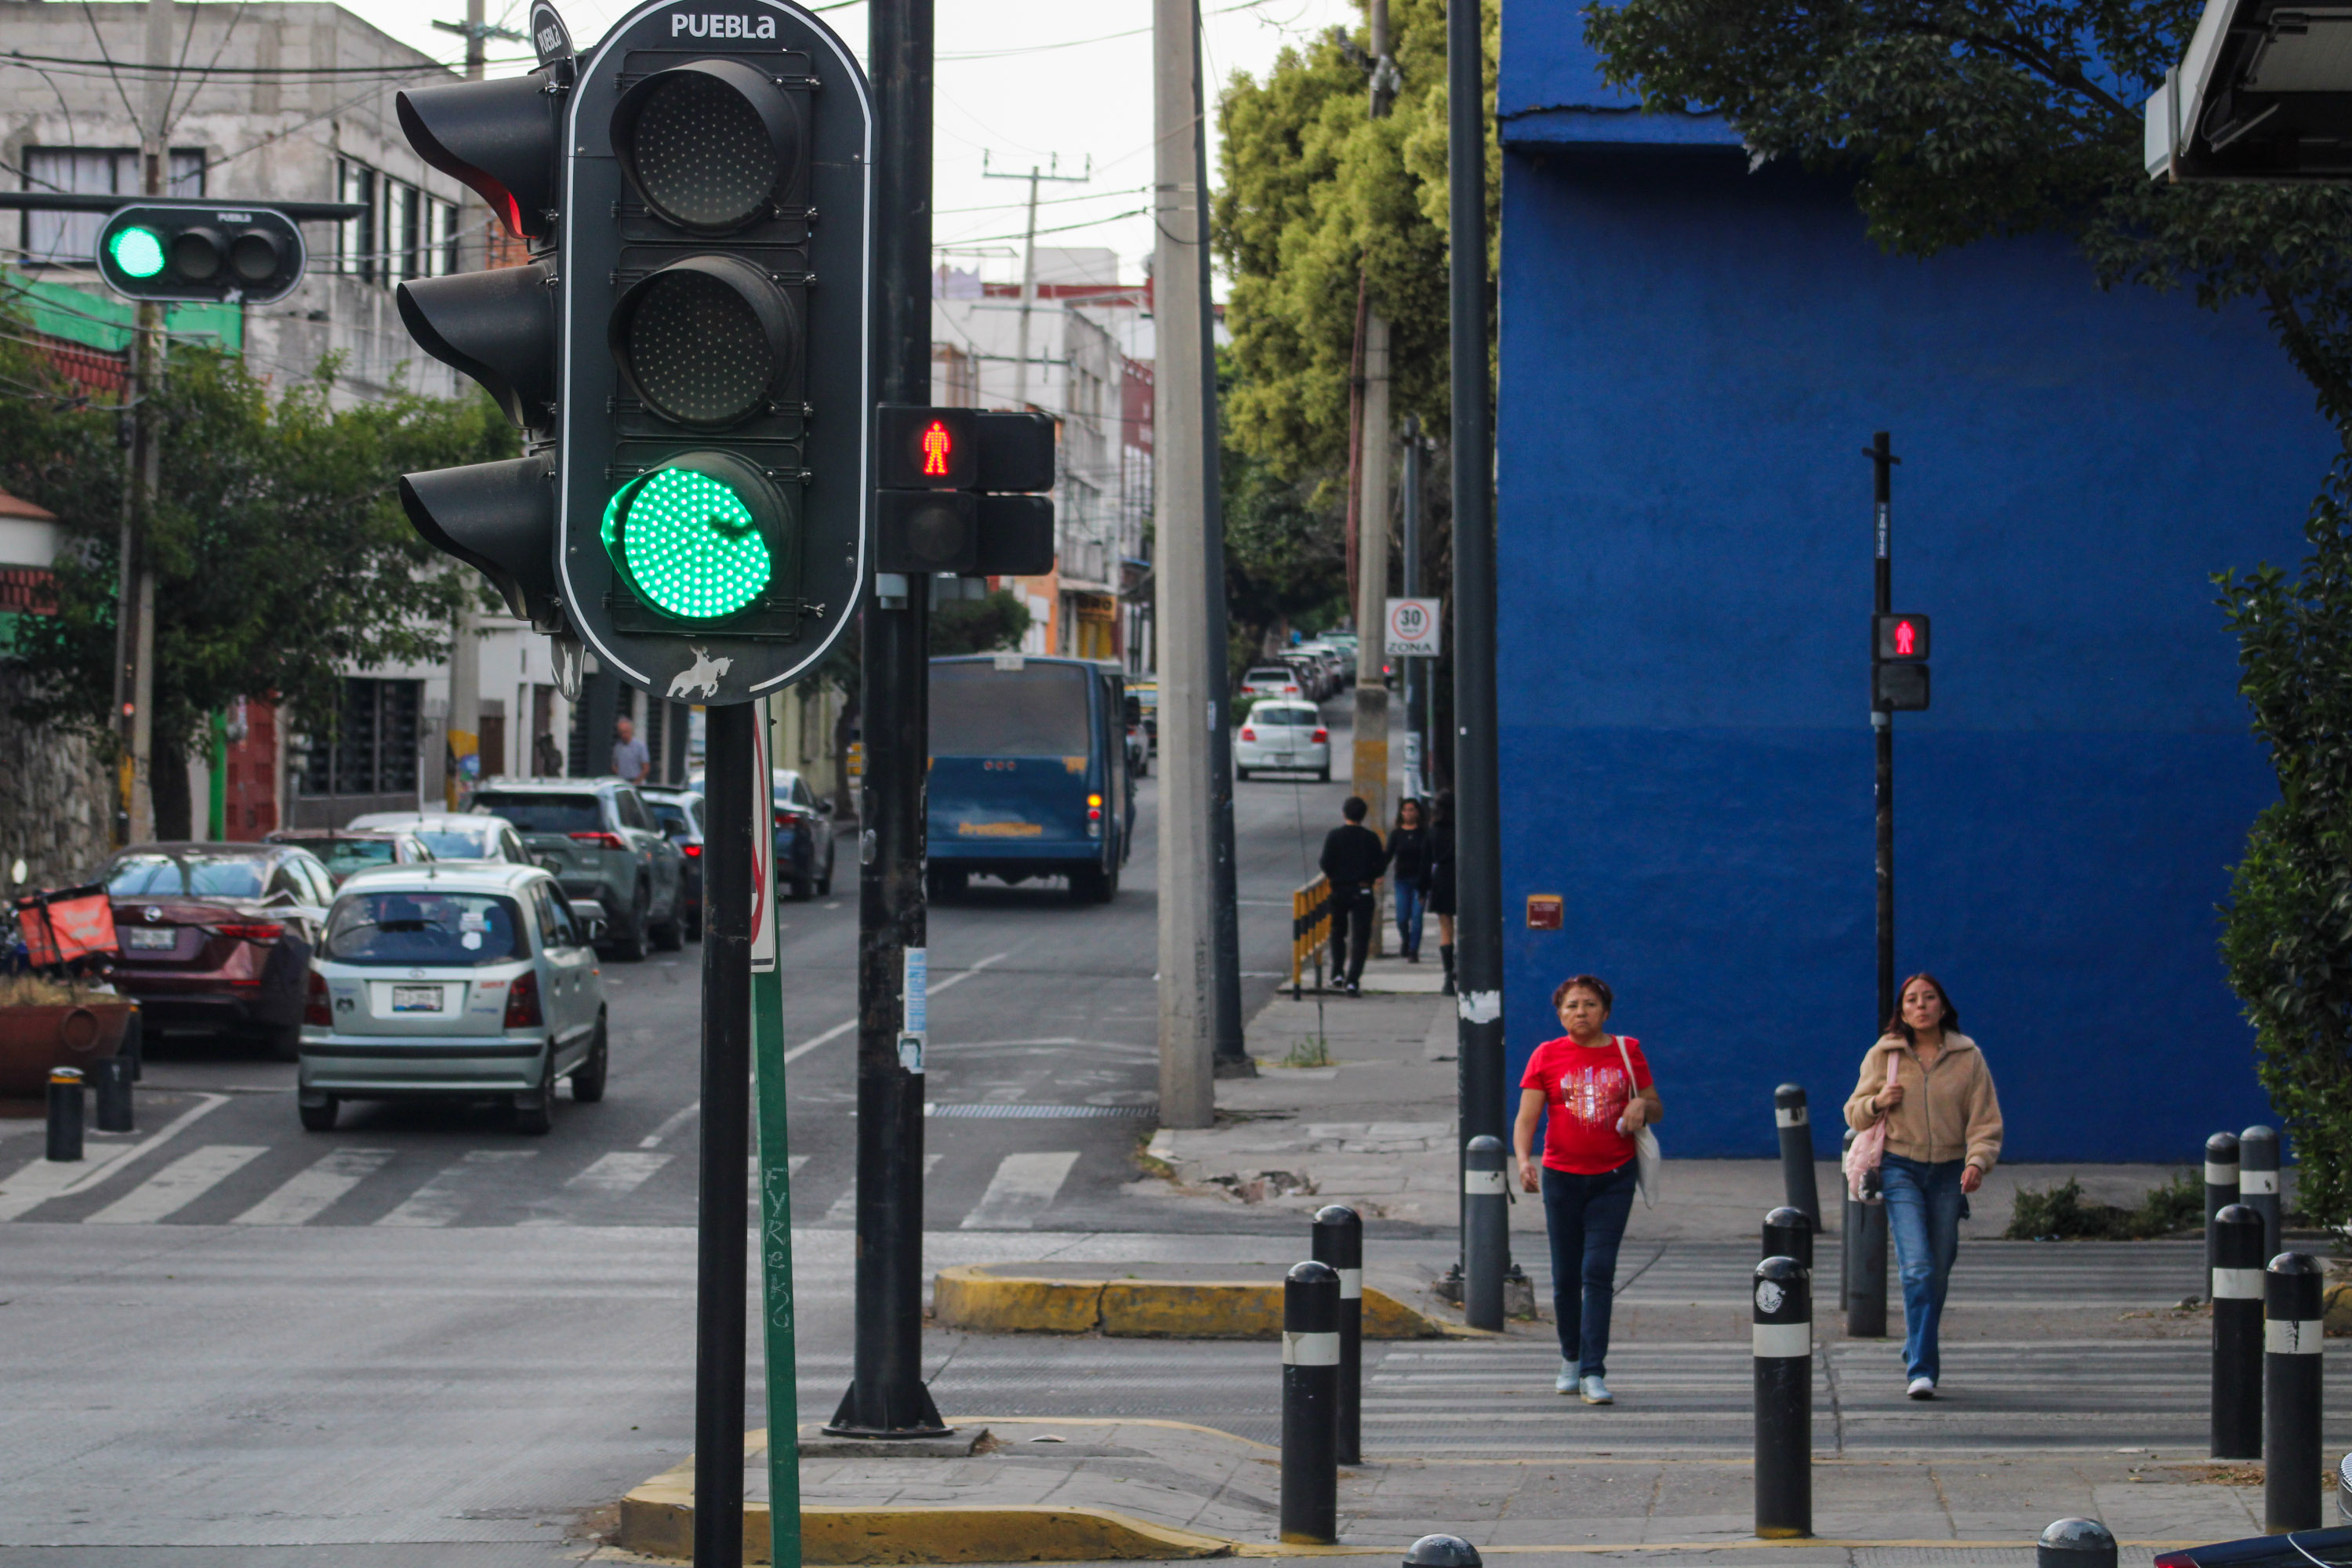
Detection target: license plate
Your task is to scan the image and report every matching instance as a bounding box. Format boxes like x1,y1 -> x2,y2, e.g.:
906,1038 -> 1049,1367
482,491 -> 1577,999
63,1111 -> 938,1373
123,927 -> 175,950
391,985 -> 443,1013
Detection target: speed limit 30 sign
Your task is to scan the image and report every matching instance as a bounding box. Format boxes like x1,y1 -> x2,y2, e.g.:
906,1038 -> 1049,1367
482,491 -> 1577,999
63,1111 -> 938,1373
1385,597 -> 1441,656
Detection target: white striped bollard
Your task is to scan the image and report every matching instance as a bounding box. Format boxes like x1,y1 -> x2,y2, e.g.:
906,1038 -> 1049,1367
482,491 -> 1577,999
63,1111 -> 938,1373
1753,1254 -> 1811,1538
1312,1203 -> 1363,1465
2205,1131 -> 2239,1295
1281,1259 -> 1340,1544
2037,1518 -> 2116,1568
2267,1251 -> 2325,1533
2212,1203 -> 2263,1460
1763,1206 -> 1813,1272
1774,1084 -> 1820,1229
2241,1124 -> 2281,1265
1463,1135 -> 1506,1332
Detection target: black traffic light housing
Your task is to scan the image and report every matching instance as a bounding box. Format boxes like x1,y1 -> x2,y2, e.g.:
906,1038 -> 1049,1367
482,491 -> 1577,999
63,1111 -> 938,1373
95,204 -> 309,304
1871,612 -> 1930,711
874,407 -> 1057,578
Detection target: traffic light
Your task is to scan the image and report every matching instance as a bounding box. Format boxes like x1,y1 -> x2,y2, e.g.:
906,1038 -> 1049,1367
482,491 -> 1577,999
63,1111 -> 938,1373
95,204 -> 308,303
873,407 -> 1057,579
1872,612 -> 1930,710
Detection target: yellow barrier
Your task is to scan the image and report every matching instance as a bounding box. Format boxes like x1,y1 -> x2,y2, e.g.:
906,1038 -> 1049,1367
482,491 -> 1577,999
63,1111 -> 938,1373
1290,874 -> 1331,998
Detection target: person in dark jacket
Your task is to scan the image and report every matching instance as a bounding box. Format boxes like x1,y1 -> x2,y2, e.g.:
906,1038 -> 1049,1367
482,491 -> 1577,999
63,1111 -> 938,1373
1388,797 -> 1432,961
1426,790 -> 1458,994
1319,796 -> 1388,995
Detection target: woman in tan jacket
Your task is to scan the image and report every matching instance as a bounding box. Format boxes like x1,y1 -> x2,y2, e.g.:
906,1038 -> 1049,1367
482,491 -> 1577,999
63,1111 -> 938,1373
1844,973 -> 2003,1402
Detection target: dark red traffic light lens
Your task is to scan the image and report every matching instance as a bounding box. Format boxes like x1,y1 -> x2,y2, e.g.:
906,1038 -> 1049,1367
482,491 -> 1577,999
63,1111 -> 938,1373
230,229 -> 281,283
612,60 -> 803,234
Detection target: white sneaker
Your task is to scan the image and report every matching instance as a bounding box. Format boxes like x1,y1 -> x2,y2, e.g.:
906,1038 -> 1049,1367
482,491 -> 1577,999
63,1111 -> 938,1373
1579,1374 -> 1613,1405
1907,1377 -> 1935,1400
1555,1359 -> 1576,1394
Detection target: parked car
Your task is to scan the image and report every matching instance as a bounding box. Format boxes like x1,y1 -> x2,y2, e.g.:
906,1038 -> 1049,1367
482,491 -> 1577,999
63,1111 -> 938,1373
1132,680 -> 1159,759
1296,641 -> 1349,691
1236,702 -> 1331,781
101,842 -> 333,1059
262,828 -> 435,887
297,862 -> 609,1134
771,770 -> 836,901
1123,690 -> 1149,779
347,811 -> 532,866
2153,1520 -> 2352,1568
639,787 -> 705,940
465,779 -> 685,960
1240,664 -> 1307,702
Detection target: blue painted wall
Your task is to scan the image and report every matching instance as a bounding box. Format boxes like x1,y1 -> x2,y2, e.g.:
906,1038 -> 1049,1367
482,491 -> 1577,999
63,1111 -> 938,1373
1493,23 -> 2339,1161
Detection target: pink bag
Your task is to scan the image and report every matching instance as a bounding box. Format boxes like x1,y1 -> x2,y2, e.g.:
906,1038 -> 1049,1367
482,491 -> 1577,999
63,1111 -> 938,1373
1842,1051 -> 1896,1202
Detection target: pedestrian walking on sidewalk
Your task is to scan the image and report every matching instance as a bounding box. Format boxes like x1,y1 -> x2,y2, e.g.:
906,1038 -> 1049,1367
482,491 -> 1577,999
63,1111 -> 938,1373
1426,791 -> 1457,993
1388,798 -> 1432,962
1842,973 -> 2002,1402
1513,975 -> 1663,1406
1318,797 -> 1388,996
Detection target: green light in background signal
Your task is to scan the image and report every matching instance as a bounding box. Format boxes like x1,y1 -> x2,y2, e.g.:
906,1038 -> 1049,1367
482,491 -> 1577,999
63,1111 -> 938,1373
108,226 -> 167,280
601,465 -> 771,619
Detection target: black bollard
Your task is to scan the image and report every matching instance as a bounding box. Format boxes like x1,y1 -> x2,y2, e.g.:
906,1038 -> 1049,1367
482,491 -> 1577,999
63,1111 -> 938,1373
121,1001 -> 143,1082
1280,1259 -> 1341,1545
2205,1131 -> 2239,1300
1840,1128 -> 1858,1319
1763,1207 -> 1813,1271
92,1056 -> 133,1134
2037,1518 -> 2117,1568
1312,1204 -> 1363,1465
1403,1536 -> 1482,1568
1752,1254 -> 1812,1539
1846,1183 -> 1888,1339
2241,1125 -> 2281,1265
1463,1135 -> 1507,1332
1774,1084 -> 1821,1228
2212,1204 -> 2264,1460
45,1067 -> 83,1162
2267,1252 -> 2325,1534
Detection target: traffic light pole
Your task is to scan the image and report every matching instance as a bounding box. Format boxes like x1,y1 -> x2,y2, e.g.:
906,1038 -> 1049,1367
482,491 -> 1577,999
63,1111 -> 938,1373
829,0 -> 949,1441
1867,432 -> 1896,1026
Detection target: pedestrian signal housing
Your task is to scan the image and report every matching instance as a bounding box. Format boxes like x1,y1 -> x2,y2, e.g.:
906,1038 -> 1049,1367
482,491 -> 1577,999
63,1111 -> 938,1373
1871,610 -> 1930,711
873,406 -> 1058,579
1872,614 -> 1929,662
95,204 -> 308,304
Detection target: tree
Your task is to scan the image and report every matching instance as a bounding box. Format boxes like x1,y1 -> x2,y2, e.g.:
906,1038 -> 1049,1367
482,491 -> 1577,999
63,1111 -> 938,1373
930,590 -> 1033,655
1583,0 -> 2352,431
0,325 -> 514,837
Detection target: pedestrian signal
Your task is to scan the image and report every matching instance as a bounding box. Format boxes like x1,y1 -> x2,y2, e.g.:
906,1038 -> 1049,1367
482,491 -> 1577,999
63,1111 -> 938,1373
1873,614 -> 1930,661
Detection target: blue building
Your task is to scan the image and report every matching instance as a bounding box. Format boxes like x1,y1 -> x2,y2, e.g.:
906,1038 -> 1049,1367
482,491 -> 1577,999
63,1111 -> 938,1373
1493,11 -> 2339,1160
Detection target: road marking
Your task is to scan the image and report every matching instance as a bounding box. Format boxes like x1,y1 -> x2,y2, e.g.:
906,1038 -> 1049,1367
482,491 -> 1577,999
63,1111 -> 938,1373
231,1148 -> 395,1226
84,1144 -> 267,1225
566,1151 -> 672,1195
375,1150 -> 536,1227
959,1150 -> 1080,1230
0,1093 -> 228,1223
822,1152 -> 940,1224
782,953 -> 1010,1065
638,1101 -> 702,1149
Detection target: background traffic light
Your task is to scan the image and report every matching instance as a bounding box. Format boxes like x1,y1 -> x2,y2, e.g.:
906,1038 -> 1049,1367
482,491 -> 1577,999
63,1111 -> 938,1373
874,407 -> 1057,579
95,203 -> 308,304
1872,611 -> 1930,710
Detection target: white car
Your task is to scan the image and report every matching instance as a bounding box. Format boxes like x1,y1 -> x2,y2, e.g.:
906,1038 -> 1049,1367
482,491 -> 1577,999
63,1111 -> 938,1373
1236,702 -> 1330,781
345,811 -> 532,866
298,862 -> 610,1135
1240,665 -> 1306,702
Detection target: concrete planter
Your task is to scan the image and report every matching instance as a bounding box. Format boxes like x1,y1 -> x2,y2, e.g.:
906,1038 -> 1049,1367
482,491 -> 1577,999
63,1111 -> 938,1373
0,1000 -> 131,1101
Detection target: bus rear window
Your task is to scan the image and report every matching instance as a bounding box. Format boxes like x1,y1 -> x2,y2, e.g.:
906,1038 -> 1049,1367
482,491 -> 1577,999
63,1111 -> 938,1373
930,662 -> 1091,757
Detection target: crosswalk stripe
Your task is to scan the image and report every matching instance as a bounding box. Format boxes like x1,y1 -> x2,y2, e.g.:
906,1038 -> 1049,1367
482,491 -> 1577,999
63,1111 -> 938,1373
84,1145 -> 267,1225
376,1150 -> 536,1227
0,1092 -> 229,1222
960,1150 -> 1079,1230
568,1151 -> 673,1195
822,1153 -> 940,1225
231,1149 -> 397,1225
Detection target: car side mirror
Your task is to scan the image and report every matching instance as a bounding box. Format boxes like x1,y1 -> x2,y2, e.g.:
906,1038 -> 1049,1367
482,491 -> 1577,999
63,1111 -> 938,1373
567,900 -> 608,944
816,799 -> 835,816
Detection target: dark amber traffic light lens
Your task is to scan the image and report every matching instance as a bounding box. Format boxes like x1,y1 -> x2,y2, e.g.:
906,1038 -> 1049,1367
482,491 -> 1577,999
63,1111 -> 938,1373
611,255 -> 799,429
169,227 -> 226,281
612,61 -> 802,234
230,229 -> 281,283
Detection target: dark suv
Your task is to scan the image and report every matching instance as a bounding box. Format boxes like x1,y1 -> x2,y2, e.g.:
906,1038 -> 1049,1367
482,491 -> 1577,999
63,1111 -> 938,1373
639,787 -> 704,941
102,842 -> 335,1058
466,780 -> 685,960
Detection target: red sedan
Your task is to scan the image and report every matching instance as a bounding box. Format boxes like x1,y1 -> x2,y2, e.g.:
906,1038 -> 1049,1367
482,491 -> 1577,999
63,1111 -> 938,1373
103,842 -> 335,1060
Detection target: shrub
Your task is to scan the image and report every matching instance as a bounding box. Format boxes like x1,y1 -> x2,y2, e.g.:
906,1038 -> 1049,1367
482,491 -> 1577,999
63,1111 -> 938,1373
2005,1171 -> 2204,1240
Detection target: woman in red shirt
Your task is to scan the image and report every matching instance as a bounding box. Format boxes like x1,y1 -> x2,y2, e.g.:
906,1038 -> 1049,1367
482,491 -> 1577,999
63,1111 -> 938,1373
1512,975 -> 1663,1405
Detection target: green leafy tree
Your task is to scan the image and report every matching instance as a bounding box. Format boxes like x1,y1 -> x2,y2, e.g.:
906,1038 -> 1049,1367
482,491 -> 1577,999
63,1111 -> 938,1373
930,589 -> 1033,655
0,326 -> 513,838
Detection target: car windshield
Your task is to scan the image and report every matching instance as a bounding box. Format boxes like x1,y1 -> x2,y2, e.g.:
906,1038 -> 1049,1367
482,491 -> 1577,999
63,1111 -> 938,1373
471,793 -> 601,834
930,662 -> 1091,757
413,829 -> 493,858
106,854 -> 267,899
324,891 -> 524,966
318,840 -> 400,879
648,800 -> 693,837
1254,706 -> 1319,728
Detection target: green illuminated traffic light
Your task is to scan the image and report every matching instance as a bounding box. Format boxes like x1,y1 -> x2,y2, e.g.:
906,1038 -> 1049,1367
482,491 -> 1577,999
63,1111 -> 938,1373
601,462 -> 773,620
108,226 -> 167,280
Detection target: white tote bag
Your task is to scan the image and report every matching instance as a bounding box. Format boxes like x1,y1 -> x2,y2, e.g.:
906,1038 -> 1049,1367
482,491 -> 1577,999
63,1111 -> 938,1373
1615,1035 -> 1661,1207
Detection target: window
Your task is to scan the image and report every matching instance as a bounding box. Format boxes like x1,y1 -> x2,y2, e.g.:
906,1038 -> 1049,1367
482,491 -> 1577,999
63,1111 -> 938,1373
298,679 -> 422,798
20,147 -> 202,267
337,158 -> 459,287
472,792 -> 602,835
324,891 -> 524,967
104,851 -> 265,899
928,662 -> 1091,757
615,789 -> 650,831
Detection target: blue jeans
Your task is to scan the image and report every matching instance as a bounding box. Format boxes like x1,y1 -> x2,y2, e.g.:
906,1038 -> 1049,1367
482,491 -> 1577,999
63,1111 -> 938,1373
1881,1153 -> 1965,1383
1394,880 -> 1426,956
1541,1160 -> 1639,1377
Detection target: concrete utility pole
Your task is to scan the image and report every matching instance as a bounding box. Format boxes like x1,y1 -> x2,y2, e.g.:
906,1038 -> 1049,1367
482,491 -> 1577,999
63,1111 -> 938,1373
982,154 -> 1088,412
1153,0 -> 1221,1126
1351,0 -> 1399,852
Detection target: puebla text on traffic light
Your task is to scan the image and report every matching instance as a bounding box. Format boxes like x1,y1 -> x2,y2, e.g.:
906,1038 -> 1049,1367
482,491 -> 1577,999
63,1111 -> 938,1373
96,204 -> 308,304
873,406 -> 1057,579
390,0 -> 873,707
1872,612 -> 1930,711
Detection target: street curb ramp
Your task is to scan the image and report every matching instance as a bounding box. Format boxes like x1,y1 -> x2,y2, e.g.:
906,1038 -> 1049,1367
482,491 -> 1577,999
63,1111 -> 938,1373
931,1263 -> 1453,1338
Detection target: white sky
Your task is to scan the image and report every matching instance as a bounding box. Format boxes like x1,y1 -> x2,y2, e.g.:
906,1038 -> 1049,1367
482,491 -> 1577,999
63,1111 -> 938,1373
338,0 -> 1359,291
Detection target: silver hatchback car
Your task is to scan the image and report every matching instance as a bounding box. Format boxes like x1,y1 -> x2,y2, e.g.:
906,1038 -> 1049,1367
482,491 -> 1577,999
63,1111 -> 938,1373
297,862 -> 610,1135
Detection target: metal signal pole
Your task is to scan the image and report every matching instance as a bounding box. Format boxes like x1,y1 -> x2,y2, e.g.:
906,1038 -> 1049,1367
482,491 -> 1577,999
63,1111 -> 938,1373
830,0 -> 948,1441
1867,433 -> 1897,1026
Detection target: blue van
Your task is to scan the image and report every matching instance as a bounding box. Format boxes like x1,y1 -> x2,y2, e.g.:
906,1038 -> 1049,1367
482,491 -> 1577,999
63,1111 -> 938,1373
926,655 -> 1134,902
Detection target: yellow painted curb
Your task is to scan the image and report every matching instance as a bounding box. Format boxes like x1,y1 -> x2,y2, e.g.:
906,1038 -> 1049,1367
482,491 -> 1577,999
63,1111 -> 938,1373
933,1265 -> 1447,1339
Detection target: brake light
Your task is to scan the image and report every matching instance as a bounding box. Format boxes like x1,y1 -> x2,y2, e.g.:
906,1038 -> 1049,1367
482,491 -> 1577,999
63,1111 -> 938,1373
503,971 -> 543,1028
304,970 -> 331,1027
568,831 -> 627,850
1312,727 -> 1328,743
210,923 -> 285,942
2153,1555 -> 2196,1568
682,843 -> 702,858
1087,793 -> 1103,822
1240,727 -> 1257,742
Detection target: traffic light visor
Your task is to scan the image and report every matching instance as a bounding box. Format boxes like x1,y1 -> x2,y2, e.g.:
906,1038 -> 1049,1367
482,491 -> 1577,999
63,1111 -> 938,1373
108,226 -> 166,279
601,454 -> 780,620
611,255 -> 800,429
612,60 -> 803,234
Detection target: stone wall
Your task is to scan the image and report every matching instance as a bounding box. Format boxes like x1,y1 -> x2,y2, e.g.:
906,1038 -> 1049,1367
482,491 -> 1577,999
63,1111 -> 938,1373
0,667 -> 114,895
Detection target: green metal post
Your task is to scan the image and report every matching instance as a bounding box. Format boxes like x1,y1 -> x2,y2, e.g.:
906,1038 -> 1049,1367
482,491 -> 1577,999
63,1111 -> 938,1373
207,710 -> 227,840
